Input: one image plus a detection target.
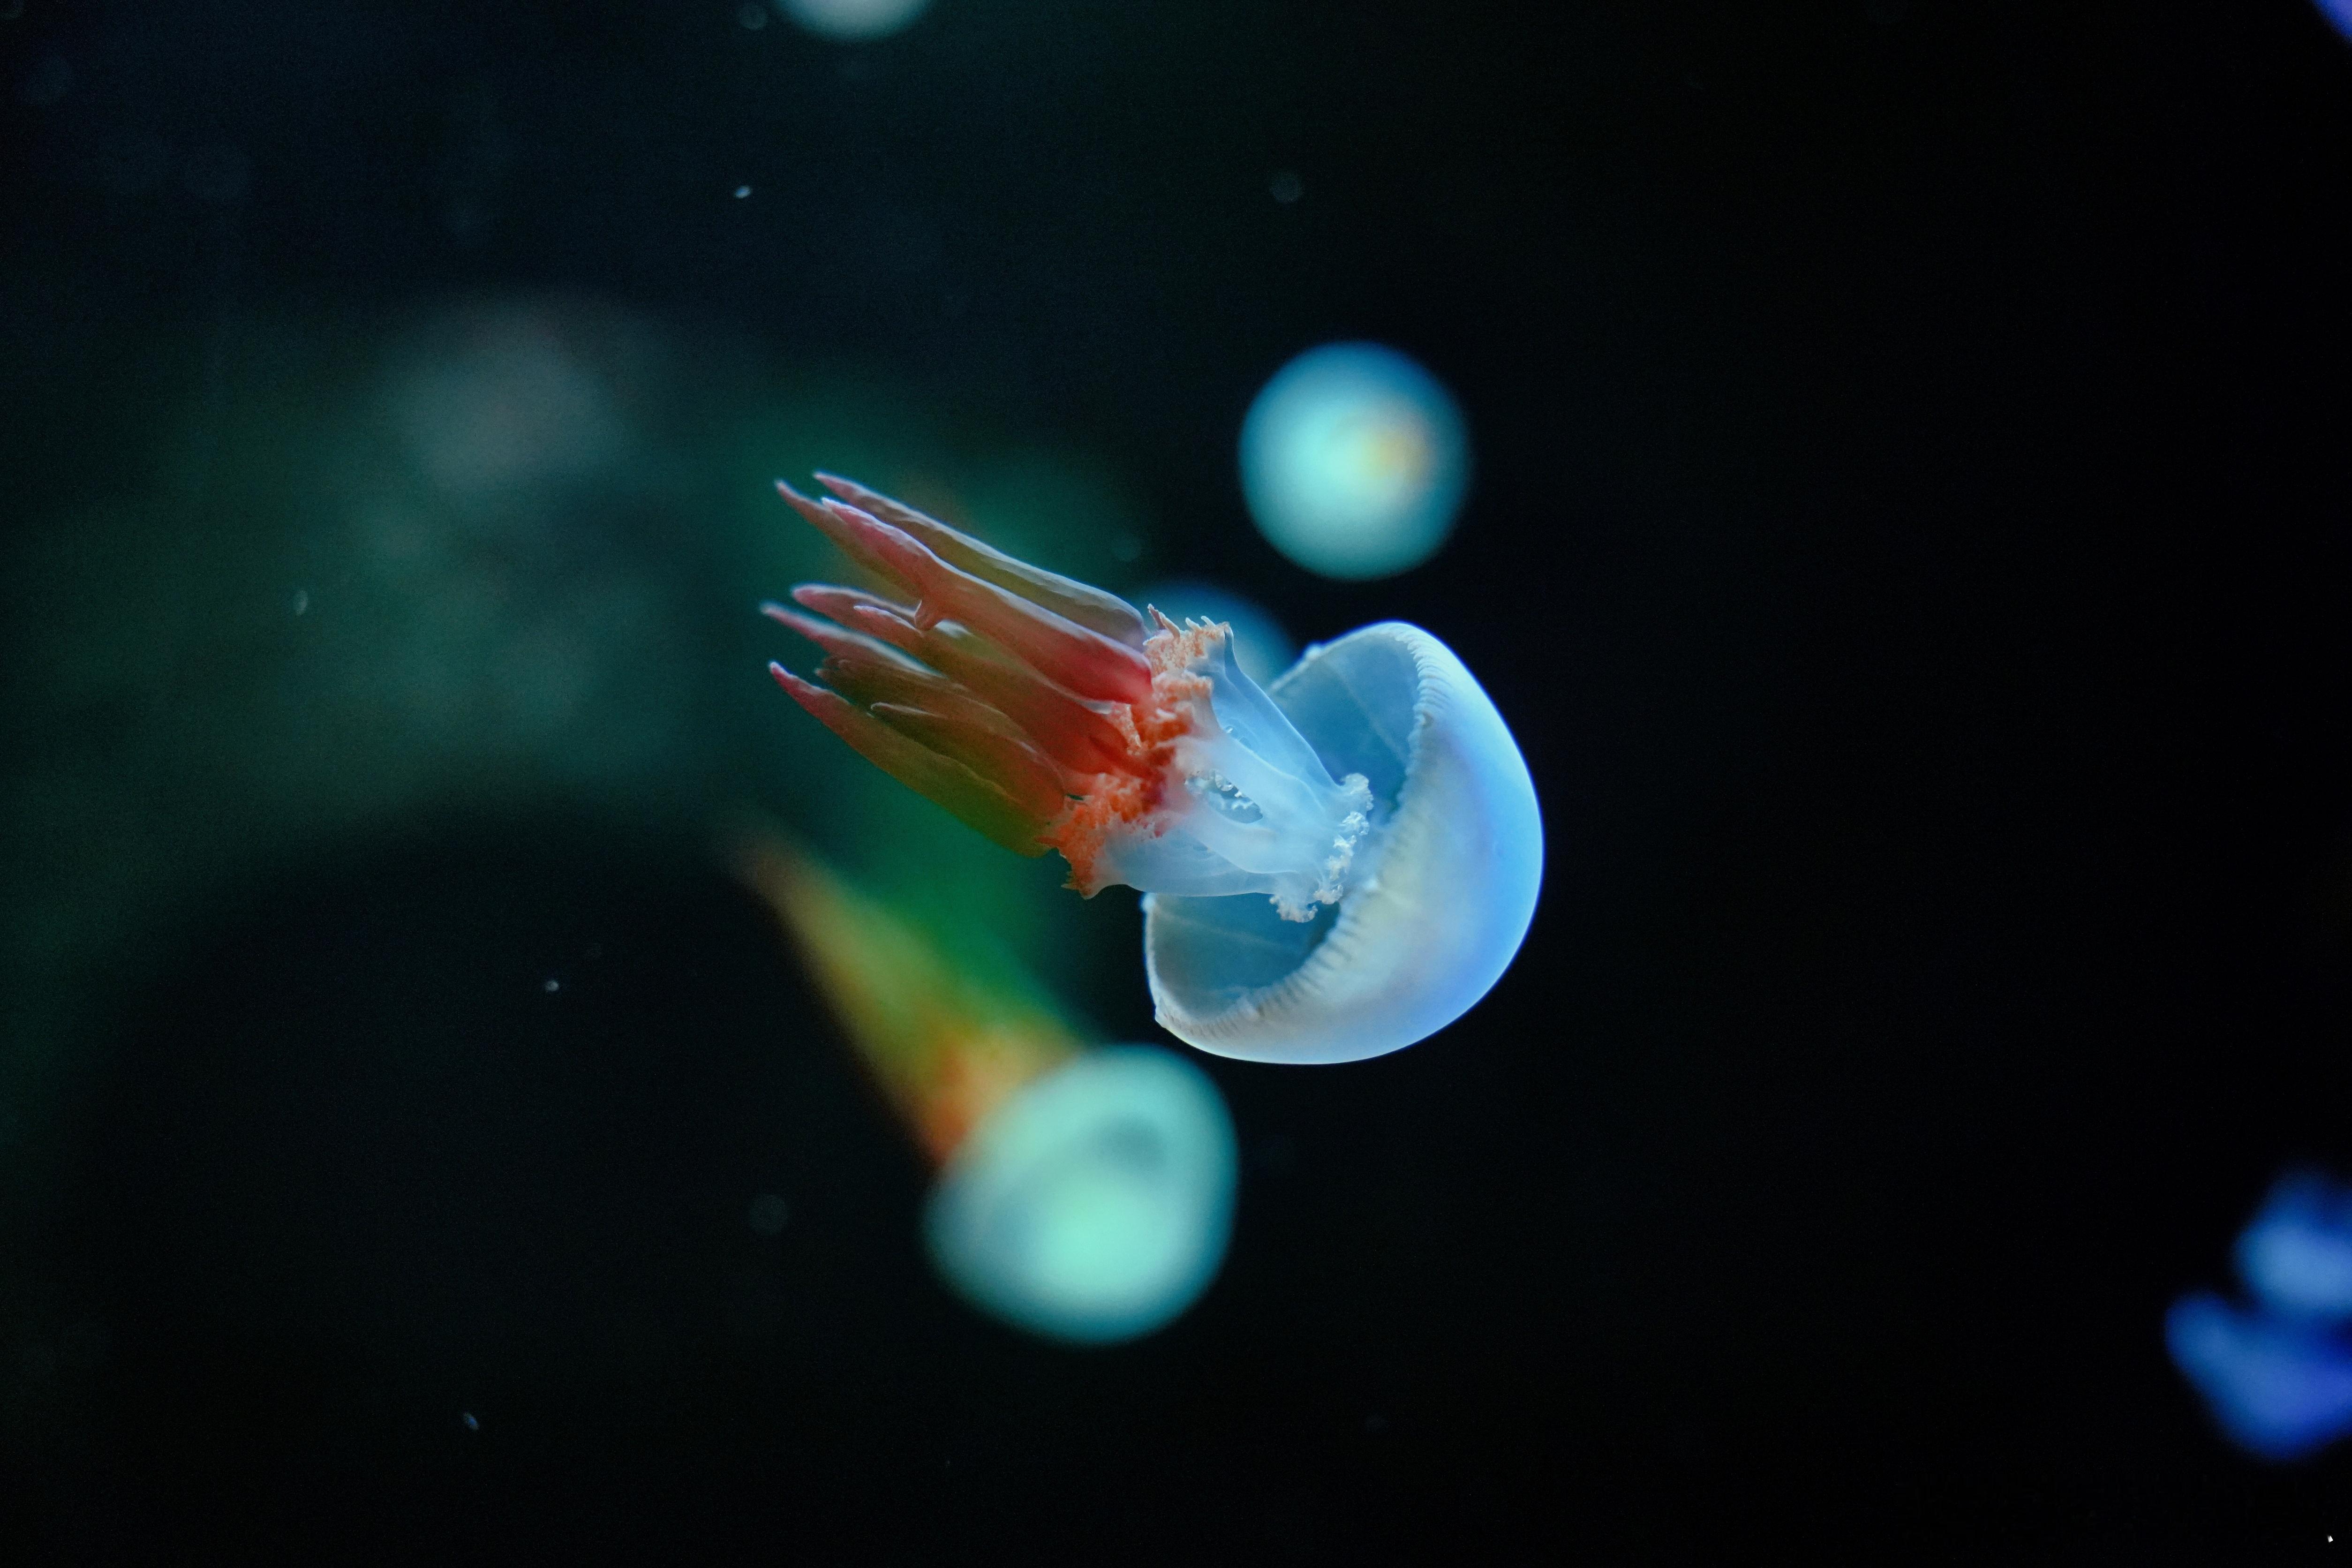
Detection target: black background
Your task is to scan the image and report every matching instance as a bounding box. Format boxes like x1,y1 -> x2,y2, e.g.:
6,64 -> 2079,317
6,0 -> 2352,1558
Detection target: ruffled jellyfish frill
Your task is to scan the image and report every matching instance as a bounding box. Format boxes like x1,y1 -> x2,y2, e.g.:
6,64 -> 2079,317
737,834 -> 1236,1345
761,475 -> 1541,1063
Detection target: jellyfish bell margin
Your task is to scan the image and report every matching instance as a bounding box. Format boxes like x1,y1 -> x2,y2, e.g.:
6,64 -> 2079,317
761,476 -> 1543,1065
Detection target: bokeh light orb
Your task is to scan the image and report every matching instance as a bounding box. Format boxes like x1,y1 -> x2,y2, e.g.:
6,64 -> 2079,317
924,1046 -> 1236,1344
776,0 -> 931,43
2320,0 -> 2352,46
1239,342 -> 1470,580
1131,579 -> 1294,687
2236,1173 -> 2352,1322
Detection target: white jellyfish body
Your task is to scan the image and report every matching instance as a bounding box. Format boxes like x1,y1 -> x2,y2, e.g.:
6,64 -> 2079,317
1239,342 -> 1471,581
764,475 -> 1541,1064
925,1046 -> 1236,1344
1142,622 -> 1541,1064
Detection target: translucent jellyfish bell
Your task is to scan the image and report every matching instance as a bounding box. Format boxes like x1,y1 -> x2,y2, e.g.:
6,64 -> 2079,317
738,834 -> 1236,1343
761,475 -> 1540,1063
1239,342 -> 1471,581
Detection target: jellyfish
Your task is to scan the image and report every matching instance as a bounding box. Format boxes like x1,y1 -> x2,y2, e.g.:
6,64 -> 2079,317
1238,342 -> 1470,581
2167,1171 -> 2352,1459
2319,0 -> 2352,47
759,474 -> 1541,1064
2166,1294 -> 2352,1461
737,832 -> 1236,1344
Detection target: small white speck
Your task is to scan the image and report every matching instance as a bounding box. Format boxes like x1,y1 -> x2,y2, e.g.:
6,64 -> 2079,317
1269,169 -> 1302,204
733,184 -> 751,199
291,588 -> 309,615
461,1411 -> 479,1430
543,978 -> 559,993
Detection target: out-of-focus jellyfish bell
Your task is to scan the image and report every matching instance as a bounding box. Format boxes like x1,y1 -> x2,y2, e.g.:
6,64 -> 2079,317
776,0 -> 931,43
2235,1173 -> 2352,1322
1238,342 -> 1470,581
2166,1293 -> 2352,1461
2168,1171 -> 2352,1460
761,475 -> 1540,1063
737,832 -> 1236,1344
2318,0 -> 2352,47
925,1046 -> 1233,1343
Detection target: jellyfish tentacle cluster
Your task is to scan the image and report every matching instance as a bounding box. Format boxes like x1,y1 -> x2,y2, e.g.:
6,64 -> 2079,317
764,475 -> 1542,1063
767,477 -> 1378,923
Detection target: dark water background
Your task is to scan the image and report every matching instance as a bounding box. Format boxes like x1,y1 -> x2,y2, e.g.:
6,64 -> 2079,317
4,0 -> 2351,1557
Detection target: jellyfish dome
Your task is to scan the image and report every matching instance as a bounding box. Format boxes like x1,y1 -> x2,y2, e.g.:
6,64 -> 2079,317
762,475 -> 1541,1063
925,1046 -> 1236,1344
1239,342 -> 1470,581
777,0 -> 931,43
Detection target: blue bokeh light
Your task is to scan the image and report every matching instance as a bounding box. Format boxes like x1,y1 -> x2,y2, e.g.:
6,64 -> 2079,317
2236,1174 -> 2352,1322
2319,0 -> 2352,46
1239,343 -> 1470,581
2166,1293 -> 2352,1461
2169,1172 -> 2352,1460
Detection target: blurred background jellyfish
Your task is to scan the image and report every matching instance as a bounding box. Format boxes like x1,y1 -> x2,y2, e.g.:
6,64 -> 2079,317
1130,580 -> 1294,688
762,476 -> 1541,1063
2168,1172 -> 2352,1459
738,830 -> 1236,1344
1238,343 -> 1471,581
776,0 -> 933,44
2318,0 -> 2352,46
2232,1173 -> 2352,1321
